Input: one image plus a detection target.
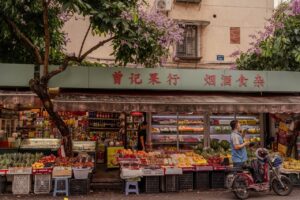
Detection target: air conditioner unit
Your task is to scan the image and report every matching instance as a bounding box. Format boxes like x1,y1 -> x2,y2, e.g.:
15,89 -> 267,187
156,0 -> 173,12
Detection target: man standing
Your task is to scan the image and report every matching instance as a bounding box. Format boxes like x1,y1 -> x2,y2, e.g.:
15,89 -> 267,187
137,121 -> 147,151
230,120 -> 249,168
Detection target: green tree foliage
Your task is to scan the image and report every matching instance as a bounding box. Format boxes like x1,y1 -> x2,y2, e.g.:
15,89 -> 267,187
233,0 -> 300,71
0,0 -> 182,155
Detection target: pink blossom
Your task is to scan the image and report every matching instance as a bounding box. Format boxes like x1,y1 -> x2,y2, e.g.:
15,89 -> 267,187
291,0 -> 300,15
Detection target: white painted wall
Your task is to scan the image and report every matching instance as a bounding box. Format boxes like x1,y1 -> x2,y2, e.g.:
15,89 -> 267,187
63,0 -> 274,68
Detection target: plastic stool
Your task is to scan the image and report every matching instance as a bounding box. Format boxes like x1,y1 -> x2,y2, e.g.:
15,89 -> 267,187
125,181 -> 139,195
53,177 -> 70,197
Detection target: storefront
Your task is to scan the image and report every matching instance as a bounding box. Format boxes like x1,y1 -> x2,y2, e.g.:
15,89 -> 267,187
0,64 -> 300,194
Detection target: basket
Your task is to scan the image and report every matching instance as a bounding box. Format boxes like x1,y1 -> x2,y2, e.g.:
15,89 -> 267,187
210,171 -> 225,189
143,176 -> 160,193
52,167 -> 72,178
161,175 -> 179,192
70,179 -> 90,195
194,171 -> 210,190
12,174 -> 31,195
34,174 -> 51,194
179,172 -> 193,191
73,168 -> 91,180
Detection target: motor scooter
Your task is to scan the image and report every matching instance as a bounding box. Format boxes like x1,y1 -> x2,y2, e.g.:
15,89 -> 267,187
226,148 -> 293,199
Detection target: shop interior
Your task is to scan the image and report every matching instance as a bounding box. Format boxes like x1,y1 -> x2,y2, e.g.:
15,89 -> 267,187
0,99 -> 299,187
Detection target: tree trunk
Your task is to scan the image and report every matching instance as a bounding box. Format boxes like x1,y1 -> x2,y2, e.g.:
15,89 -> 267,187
29,78 -> 73,157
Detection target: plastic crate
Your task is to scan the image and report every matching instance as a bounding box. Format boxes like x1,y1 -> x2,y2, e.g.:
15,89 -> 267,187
12,174 -> 31,195
70,179 -> 90,195
210,171 -> 225,189
0,176 -> 6,193
194,171 -> 210,190
161,175 -> 179,192
143,176 -> 160,193
34,174 -> 51,194
179,172 -> 193,191
288,174 -> 300,186
73,168 -> 91,180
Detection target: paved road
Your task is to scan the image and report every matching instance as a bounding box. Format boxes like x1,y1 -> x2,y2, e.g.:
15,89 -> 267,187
1,188 -> 300,200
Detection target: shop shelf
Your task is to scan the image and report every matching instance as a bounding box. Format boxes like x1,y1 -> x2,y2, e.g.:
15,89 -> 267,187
179,172 -> 194,191
161,175 -> 179,192
142,176 -> 160,193
152,124 -> 178,127
70,179 -> 90,195
178,116 -> 204,119
88,127 -> 120,130
152,142 -> 177,145
194,171 -> 210,190
88,118 -> 119,121
34,174 -> 51,194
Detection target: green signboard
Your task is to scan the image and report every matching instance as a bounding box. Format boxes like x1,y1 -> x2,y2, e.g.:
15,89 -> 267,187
0,63 -> 300,92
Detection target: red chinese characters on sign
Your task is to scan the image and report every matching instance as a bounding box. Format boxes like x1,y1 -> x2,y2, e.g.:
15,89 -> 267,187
237,74 -> 248,87
253,74 -> 265,88
167,73 -> 180,86
204,74 -> 216,86
129,73 -> 143,85
221,75 -> 232,87
148,73 -> 161,85
112,71 -> 123,85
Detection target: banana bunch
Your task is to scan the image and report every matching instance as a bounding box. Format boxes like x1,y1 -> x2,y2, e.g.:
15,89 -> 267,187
32,162 -> 45,169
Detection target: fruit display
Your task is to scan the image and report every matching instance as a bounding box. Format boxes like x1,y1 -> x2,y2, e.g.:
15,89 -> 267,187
283,158 -> 300,170
219,140 -> 230,151
244,137 -> 261,143
0,153 -> 43,169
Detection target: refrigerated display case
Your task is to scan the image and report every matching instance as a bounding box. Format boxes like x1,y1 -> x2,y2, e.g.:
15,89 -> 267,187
151,113 -> 204,151
209,114 -> 262,142
20,138 -> 61,153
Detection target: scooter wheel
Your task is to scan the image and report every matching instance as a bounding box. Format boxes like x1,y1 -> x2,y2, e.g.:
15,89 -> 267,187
272,175 -> 293,196
232,176 -> 249,200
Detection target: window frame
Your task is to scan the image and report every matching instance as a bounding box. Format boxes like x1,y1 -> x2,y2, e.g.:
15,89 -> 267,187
176,24 -> 198,59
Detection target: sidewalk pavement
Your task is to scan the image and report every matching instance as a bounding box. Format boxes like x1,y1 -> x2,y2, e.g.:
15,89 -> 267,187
0,188 -> 300,200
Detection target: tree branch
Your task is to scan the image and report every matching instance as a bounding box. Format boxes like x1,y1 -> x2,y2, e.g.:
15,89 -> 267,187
41,55 -> 78,84
43,0 -> 50,75
80,36 -> 115,60
41,36 -> 115,84
78,23 -> 91,57
2,15 -> 43,65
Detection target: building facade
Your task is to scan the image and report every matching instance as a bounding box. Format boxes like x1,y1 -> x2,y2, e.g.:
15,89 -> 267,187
63,0 -> 274,69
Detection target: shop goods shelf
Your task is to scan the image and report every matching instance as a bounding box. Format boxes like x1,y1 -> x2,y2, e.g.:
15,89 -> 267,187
179,172 -> 194,191
194,171 -> 210,190
12,174 -> 31,195
287,174 -> 300,186
161,175 -> 179,192
34,174 -> 51,194
142,176 -> 160,193
210,171 -> 225,189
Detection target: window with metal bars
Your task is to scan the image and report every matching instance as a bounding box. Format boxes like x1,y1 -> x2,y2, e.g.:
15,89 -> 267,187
176,25 -> 198,58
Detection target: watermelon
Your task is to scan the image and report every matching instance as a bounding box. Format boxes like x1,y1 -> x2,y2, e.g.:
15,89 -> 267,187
220,140 -> 230,151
